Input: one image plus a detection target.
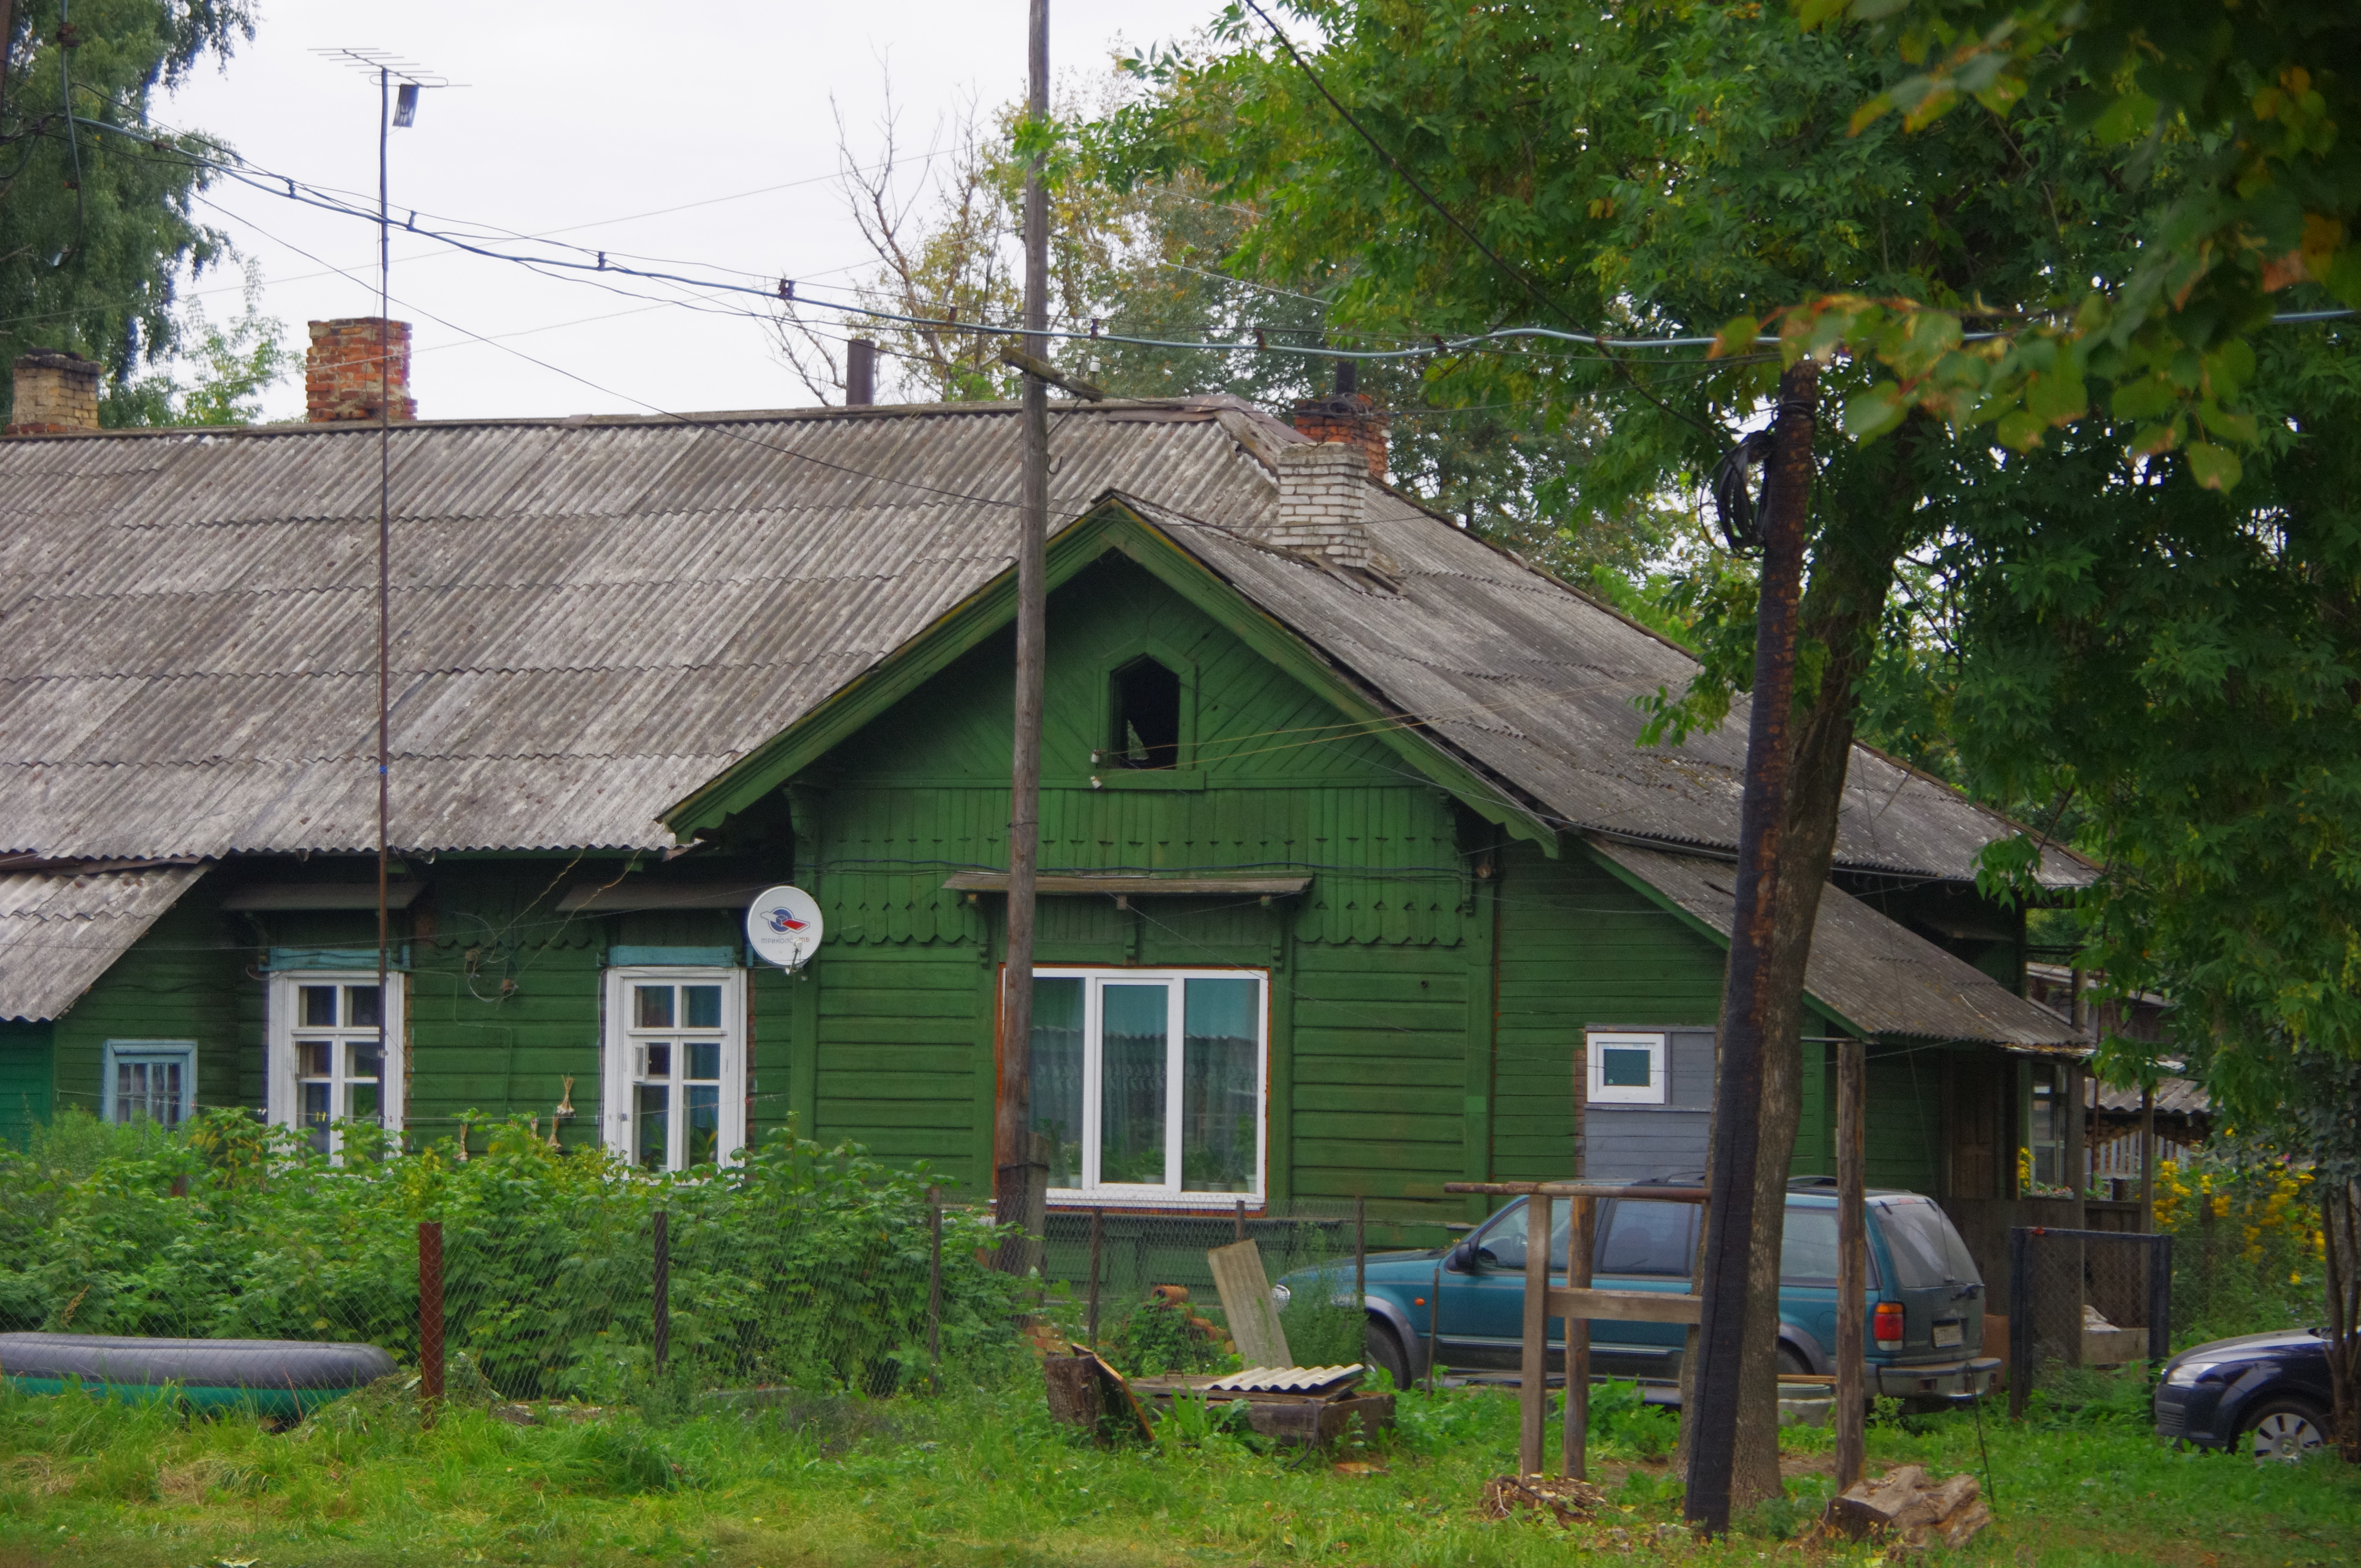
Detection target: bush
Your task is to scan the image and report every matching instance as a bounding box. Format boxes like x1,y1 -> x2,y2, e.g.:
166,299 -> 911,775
0,1109 -> 1025,1402
2153,1148 -> 2327,1346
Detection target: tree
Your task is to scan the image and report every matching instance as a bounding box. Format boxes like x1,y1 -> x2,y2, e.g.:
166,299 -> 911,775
1791,1 -> 2360,491
99,259 -> 290,425
773,64 -> 1677,589
1097,0 -> 2164,1507
0,1 -> 254,409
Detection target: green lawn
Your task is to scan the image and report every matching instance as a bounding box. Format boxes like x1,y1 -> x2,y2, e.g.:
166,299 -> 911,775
0,1373 -> 2352,1567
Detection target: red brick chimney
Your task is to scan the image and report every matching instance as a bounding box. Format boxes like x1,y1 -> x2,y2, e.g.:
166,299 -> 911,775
6,349 -> 102,435
306,318 -> 415,422
1290,361 -> 1387,480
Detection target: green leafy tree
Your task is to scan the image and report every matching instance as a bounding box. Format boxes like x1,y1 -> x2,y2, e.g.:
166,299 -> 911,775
1791,1 -> 2360,489
1097,0 -> 2169,1502
98,258 -> 290,424
0,0 -> 253,409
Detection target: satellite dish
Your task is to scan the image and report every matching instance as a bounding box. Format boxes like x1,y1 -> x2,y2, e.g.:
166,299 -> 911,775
744,885 -> 824,971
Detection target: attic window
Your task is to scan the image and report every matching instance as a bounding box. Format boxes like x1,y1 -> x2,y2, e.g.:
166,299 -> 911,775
1109,656 -> 1182,769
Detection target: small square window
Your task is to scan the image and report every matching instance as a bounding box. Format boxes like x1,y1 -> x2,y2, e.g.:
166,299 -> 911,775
635,985 -> 675,1028
103,1041 -> 196,1129
683,985 -> 722,1028
301,985 -> 338,1027
1587,1032 -> 1668,1105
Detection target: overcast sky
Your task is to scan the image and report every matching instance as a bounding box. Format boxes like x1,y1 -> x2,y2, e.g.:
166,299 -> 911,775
162,1 -> 1224,422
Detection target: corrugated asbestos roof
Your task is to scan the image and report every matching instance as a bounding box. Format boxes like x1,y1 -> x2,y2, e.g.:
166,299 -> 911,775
0,396 -> 2089,894
1588,839 -> 2082,1048
0,865 -> 208,1021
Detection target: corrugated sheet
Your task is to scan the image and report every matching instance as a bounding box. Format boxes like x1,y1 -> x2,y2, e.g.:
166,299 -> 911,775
1586,839 -> 2082,1048
0,865 -> 208,1021
0,396 -> 2089,892
2091,1076 -> 2210,1117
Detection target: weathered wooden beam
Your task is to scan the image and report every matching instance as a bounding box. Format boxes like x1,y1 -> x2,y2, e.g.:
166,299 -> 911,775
1835,1037 -> 1867,1491
1544,1287 -> 1704,1325
1565,1195 -> 1593,1481
1446,1181 -> 1709,1201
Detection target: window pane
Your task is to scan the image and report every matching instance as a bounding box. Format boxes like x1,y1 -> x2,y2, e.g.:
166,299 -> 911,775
114,1062 -> 140,1124
1601,1046 -> 1653,1088
347,1045 -> 384,1124
1180,978 -> 1257,1192
640,1042 -> 672,1080
682,985 -> 723,1029
686,1041 -> 720,1081
1099,983 -> 1168,1184
301,985 -> 338,1027
636,1084 -> 670,1169
634,985 -> 675,1029
301,1082 -> 332,1153
1598,1200 -> 1699,1276
1780,1206 -> 1842,1286
1876,1198 -> 1982,1288
297,1041 -> 333,1079
684,1085 -> 720,1166
157,1061 -> 184,1128
346,986 -> 382,1029
1030,977 -> 1085,1188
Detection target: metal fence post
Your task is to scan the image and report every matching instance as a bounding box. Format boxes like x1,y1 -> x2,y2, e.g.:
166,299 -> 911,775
2147,1233 -> 2173,1367
2008,1226 -> 2032,1419
1086,1206 -> 1103,1346
928,1195 -> 945,1364
418,1219 -> 444,1415
1354,1195 -> 1367,1306
652,1209 -> 671,1373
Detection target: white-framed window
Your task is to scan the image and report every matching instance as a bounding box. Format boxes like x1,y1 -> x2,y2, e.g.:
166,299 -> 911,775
602,967 -> 746,1171
103,1040 -> 196,1128
268,971 -> 405,1155
1586,1031 -> 1668,1105
1025,967 -> 1266,1205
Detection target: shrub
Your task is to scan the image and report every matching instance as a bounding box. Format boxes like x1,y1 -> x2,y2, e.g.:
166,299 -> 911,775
0,1109 -> 1024,1402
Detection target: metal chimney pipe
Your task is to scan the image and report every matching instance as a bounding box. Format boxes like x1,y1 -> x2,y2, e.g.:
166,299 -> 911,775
846,338 -> 877,407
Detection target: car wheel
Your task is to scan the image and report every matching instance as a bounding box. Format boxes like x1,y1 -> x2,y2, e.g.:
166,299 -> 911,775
2245,1398 -> 2330,1462
1364,1319 -> 1413,1393
1777,1344 -> 1813,1378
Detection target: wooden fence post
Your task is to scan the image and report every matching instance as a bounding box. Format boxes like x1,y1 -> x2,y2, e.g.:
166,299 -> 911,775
1835,1037 -> 1867,1491
1564,1196 -> 1593,1479
1354,1195 -> 1367,1307
652,1210 -> 671,1373
418,1219 -> 444,1418
1519,1192 -> 1553,1477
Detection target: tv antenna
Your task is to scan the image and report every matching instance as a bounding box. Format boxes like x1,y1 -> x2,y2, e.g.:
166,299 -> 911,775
312,47 -> 460,1148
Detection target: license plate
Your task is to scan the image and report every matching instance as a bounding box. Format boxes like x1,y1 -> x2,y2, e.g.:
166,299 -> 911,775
1933,1321 -> 1963,1348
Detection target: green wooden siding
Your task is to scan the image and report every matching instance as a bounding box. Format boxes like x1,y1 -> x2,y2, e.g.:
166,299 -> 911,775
0,1019 -> 52,1146
1491,841 -> 1726,1183
51,898 -> 240,1125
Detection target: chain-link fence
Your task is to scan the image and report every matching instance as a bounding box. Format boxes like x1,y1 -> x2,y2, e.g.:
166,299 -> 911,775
2008,1224 -> 2173,1417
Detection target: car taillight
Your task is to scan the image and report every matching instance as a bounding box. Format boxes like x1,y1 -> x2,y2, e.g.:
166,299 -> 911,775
1874,1302 -> 1905,1348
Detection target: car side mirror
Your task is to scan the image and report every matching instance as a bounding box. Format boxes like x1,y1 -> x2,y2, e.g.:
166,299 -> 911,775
1446,1238 -> 1480,1273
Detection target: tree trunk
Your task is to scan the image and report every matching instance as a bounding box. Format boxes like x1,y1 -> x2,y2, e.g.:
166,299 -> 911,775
1725,420 -> 1925,1508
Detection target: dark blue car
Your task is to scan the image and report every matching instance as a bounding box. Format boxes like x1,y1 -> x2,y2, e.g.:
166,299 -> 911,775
2155,1329 -> 2337,1459
1278,1181 -> 1999,1403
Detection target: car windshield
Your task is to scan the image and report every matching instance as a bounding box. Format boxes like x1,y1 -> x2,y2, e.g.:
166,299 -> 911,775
1876,1197 -> 1981,1288
1472,1199 -> 1568,1270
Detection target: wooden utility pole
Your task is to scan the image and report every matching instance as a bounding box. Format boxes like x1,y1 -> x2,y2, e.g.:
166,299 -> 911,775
1834,1037 -> 1867,1491
1685,359 -> 1820,1536
991,0 -> 1052,1277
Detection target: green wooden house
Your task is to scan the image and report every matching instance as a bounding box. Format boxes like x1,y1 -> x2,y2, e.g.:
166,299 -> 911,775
0,364 -> 2097,1286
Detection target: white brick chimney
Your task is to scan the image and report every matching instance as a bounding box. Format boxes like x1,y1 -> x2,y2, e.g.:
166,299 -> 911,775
1270,440 -> 1371,570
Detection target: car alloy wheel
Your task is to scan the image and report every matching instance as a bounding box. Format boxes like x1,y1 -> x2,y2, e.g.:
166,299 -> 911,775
2247,1403 -> 2328,1462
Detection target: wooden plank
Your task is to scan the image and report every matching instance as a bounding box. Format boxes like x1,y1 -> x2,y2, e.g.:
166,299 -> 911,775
1520,1191 -> 1552,1478
1206,1240 -> 1292,1370
943,871 -> 1310,896
1544,1287 -> 1703,1325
